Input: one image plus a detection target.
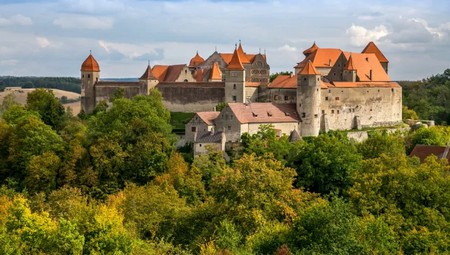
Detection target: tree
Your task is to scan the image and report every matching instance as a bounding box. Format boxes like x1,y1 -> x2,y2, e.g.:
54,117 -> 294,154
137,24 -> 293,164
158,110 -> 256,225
357,131 -> 405,159
26,88 -> 66,130
288,133 -> 362,195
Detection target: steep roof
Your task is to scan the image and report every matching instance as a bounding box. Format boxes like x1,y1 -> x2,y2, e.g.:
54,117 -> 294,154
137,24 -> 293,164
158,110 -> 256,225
346,53 -> 390,81
269,75 -> 297,89
296,48 -> 344,70
152,65 -> 169,81
228,103 -> 299,124
362,41 -> 389,63
299,60 -> 320,75
195,131 -> 224,144
209,62 -> 222,81
227,48 -> 245,70
409,144 -> 450,163
139,64 -> 156,80
81,54 -> 100,72
344,55 -> 356,71
189,51 -> 205,66
303,42 -> 319,56
236,42 -> 250,63
196,111 -> 220,125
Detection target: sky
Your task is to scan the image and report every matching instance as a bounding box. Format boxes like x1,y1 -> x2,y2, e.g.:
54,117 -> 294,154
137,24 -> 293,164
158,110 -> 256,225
0,0 -> 449,80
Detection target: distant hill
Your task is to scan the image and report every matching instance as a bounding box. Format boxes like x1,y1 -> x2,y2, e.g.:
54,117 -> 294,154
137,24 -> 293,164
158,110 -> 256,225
0,76 -> 80,93
0,88 -> 81,115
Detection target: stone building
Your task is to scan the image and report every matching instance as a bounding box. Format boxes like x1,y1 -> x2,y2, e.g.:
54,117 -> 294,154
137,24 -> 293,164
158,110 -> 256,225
80,42 -> 270,114
185,41 -> 402,142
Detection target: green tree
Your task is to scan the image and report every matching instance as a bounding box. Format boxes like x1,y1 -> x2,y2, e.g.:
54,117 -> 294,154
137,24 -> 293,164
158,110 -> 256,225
26,88 -> 66,130
357,131 -> 405,159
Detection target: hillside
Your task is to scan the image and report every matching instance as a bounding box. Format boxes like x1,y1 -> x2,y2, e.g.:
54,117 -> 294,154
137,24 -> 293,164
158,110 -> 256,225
0,88 -> 81,115
0,76 -> 80,93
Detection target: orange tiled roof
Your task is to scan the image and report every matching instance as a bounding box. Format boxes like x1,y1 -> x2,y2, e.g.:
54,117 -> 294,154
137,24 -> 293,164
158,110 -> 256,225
362,41 -> 389,63
210,62 -> 222,81
228,103 -> 299,124
139,64 -> 156,80
344,55 -> 356,70
196,111 -> 220,125
194,68 -> 206,82
227,48 -> 244,70
81,54 -> 100,72
410,144 -> 450,163
269,75 -> 297,89
299,60 -> 320,75
245,82 -> 263,87
152,65 -> 169,81
303,42 -> 319,56
296,48 -> 344,70
327,81 -> 400,88
347,53 -> 390,81
189,51 -> 205,66
152,64 -> 186,82
237,42 -> 250,63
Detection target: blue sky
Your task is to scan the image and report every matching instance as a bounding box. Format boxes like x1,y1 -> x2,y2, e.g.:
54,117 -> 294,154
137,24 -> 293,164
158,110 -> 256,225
0,0 -> 448,80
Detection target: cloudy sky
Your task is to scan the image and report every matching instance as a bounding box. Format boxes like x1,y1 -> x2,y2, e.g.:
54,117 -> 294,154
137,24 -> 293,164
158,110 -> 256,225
0,0 -> 448,80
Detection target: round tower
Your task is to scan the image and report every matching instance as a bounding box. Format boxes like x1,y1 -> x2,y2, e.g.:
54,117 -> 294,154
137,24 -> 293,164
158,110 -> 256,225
80,53 -> 100,114
297,60 -> 321,137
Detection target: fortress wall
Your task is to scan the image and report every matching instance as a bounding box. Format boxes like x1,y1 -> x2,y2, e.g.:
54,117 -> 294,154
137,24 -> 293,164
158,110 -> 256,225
267,88 -> 297,103
320,86 -> 402,130
95,84 -> 145,103
158,83 -> 225,112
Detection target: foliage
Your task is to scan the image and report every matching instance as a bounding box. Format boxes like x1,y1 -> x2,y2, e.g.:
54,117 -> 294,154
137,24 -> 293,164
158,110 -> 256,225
26,88 -> 66,130
357,131 -> 405,159
0,76 -> 81,93
270,71 -> 293,82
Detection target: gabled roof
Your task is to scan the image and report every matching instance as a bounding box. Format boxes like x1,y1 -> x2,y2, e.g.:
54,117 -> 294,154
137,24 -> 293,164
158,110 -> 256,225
362,41 -> 389,63
195,131 -> 224,144
139,64 -> 156,80
344,55 -> 356,71
152,64 -> 186,82
409,144 -> 450,163
346,53 -> 390,81
227,48 -> 245,70
303,42 -> 319,56
189,51 -> 205,66
296,48 -> 344,70
228,103 -> 299,124
196,111 -> 220,125
209,62 -> 222,81
269,74 -> 297,89
81,54 -> 100,72
299,60 -> 320,75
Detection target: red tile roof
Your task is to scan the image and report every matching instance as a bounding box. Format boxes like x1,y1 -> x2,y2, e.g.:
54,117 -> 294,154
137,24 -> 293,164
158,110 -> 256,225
409,144 -> 450,163
210,62 -> 222,81
347,53 -> 390,81
227,48 -> 245,70
303,42 -> 319,56
296,48 -> 344,70
299,60 -> 320,75
152,64 -> 186,82
139,64 -> 156,80
81,54 -> 100,72
327,81 -> 400,88
362,41 -> 389,63
344,55 -> 356,71
269,75 -> 297,89
189,51 -> 205,66
228,103 -> 299,124
152,65 -> 169,81
196,111 -> 220,125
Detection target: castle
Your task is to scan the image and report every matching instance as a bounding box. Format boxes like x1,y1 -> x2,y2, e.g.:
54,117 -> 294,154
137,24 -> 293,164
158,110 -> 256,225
80,42 -> 270,114
80,41 -> 402,145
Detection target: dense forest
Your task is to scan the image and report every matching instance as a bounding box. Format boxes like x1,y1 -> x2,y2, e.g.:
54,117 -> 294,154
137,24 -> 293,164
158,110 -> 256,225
0,76 -> 80,93
0,85 -> 449,254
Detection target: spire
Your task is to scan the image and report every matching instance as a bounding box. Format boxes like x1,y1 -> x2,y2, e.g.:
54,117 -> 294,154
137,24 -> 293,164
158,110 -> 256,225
361,41 -> 388,63
227,48 -> 244,70
81,53 -> 100,72
299,60 -> 320,75
303,42 -> 319,56
209,62 -> 222,81
344,55 -> 356,71
139,63 -> 156,80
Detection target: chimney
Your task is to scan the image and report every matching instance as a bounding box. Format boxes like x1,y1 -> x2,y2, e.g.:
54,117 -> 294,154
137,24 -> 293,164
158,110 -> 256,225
328,59 -> 331,66
369,69 -> 373,80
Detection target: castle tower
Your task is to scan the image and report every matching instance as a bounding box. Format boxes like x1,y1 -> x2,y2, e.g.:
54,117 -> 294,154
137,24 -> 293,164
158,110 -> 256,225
343,55 -> 357,82
297,60 -> 322,137
139,63 -> 159,92
80,53 -> 100,114
189,51 -> 205,67
225,47 -> 245,103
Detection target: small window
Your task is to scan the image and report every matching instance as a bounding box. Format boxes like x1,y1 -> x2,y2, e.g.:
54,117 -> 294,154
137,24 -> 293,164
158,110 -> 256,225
82,74 -> 84,78
199,144 -> 202,147
325,96 -> 329,101
87,74 -> 91,78
335,97 -> 340,100
284,95 -> 289,101
337,110 -> 340,114
233,84 -> 236,89
184,79 -> 188,82
333,72 -> 336,76
191,126 -> 196,132
227,126 -> 231,130
185,70 -> 187,74
232,96 -> 237,102
314,114 -> 318,118
322,110 -> 325,114
332,110 -> 335,114
302,112 -> 306,118
303,77 -> 307,81
391,88 -> 394,92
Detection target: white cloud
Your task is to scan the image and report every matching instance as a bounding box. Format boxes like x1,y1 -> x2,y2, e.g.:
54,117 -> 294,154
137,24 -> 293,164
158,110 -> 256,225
346,24 -> 389,47
36,36 -> 50,48
53,15 -> 113,29
277,44 -> 297,53
0,14 -> 32,26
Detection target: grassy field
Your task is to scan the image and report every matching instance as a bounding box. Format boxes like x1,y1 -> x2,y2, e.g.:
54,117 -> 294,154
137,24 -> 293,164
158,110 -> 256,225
0,88 -> 81,115
171,112 -> 194,134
